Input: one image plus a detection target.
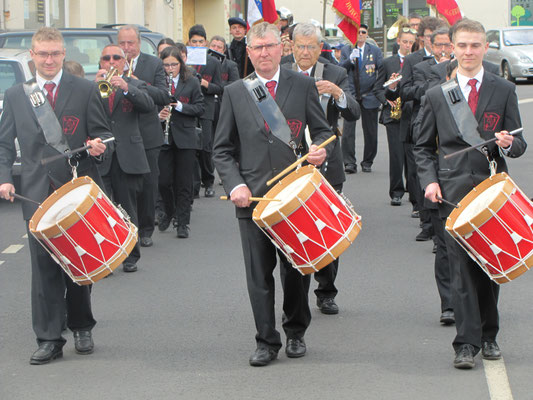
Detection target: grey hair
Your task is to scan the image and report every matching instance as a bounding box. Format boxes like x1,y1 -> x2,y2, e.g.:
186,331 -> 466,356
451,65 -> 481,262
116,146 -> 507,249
431,27 -> 450,44
102,44 -> 126,57
247,22 -> 281,44
118,24 -> 141,42
293,22 -> 323,43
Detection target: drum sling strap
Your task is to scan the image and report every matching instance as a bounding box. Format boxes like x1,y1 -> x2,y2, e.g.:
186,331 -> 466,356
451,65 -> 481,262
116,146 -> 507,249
242,73 -> 299,151
441,79 -> 484,155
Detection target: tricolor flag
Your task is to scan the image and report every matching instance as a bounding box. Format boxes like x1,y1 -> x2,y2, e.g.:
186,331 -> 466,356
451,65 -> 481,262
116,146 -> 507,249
332,0 -> 361,45
427,0 -> 462,25
247,0 -> 278,27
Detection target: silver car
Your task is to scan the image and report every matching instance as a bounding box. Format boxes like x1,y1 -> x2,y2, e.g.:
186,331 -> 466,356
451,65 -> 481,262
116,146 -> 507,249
486,27 -> 533,82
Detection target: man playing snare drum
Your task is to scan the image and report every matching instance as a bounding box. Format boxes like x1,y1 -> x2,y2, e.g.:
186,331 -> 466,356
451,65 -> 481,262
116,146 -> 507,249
0,27 -> 111,364
414,19 -> 527,369
213,22 -> 333,367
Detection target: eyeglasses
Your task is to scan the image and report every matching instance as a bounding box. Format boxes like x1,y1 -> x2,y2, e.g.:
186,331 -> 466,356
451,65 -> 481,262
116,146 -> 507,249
248,42 -> 280,52
101,54 -> 124,61
401,27 -> 418,35
295,44 -> 319,52
163,63 -> 180,68
33,51 -> 64,59
359,30 -> 368,35
433,42 -> 452,48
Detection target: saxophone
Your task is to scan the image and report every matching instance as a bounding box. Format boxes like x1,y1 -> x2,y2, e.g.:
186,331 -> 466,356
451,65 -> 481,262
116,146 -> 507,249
390,97 -> 402,120
163,72 -> 173,145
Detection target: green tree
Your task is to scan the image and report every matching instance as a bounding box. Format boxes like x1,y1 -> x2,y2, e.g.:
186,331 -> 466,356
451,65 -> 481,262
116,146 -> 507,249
512,5 -> 526,26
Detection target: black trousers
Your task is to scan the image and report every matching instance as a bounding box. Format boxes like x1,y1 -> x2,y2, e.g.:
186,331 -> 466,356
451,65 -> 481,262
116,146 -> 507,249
444,225 -> 500,353
341,105 -> 379,168
385,122 -> 405,199
403,142 -> 420,210
238,218 -> 311,351
27,226 -> 96,345
137,147 -> 160,239
197,118 -> 215,187
103,153 -> 143,265
431,211 -> 452,312
158,144 -> 196,225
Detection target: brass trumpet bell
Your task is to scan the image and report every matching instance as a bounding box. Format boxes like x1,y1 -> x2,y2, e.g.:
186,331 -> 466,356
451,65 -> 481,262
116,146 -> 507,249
98,67 -> 119,98
387,16 -> 409,40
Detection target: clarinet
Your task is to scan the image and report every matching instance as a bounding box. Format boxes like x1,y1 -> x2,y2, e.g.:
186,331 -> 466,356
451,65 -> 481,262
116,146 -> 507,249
163,72 -> 174,145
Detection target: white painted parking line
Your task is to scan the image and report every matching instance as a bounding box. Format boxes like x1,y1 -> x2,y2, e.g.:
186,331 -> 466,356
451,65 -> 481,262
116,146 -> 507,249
484,357 -> 513,400
2,244 -> 24,254
518,98 -> 533,104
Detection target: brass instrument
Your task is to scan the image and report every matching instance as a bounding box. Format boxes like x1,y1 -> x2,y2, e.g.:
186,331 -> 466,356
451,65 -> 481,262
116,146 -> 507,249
383,74 -> 402,88
163,72 -> 173,145
98,67 -> 119,98
387,16 -> 409,40
126,57 -> 134,78
390,97 -> 402,120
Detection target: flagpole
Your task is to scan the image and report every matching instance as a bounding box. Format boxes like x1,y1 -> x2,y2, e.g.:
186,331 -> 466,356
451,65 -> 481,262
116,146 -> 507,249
322,0 -> 327,37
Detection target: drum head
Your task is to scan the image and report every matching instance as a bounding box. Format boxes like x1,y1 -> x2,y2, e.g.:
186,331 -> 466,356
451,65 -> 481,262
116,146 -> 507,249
454,180 -> 506,228
261,173 -> 313,219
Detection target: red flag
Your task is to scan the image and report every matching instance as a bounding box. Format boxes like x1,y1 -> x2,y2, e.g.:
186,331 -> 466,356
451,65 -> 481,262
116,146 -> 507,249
332,0 -> 361,45
427,0 -> 462,25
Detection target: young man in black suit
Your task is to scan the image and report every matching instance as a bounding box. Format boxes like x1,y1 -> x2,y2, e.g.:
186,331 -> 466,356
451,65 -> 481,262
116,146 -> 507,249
414,19 -> 527,369
227,17 -> 254,78
118,25 -> 170,250
95,44 -> 154,271
213,22 -> 333,367
0,27 -> 110,364
282,22 -> 359,315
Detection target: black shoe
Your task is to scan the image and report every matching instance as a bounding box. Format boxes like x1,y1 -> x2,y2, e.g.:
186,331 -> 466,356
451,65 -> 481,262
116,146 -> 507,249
390,197 -> 402,206
440,310 -> 455,325
140,237 -> 153,247
361,165 -> 372,173
286,338 -> 306,358
30,342 -> 63,365
123,262 -> 138,272
454,344 -> 475,369
432,243 -> 438,254
317,297 -> 339,315
73,330 -> 94,355
205,186 -> 215,197
482,341 -> 501,360
411,210 -> 420,218
416,229 -> 433,241
177,225 -> 189,238
249,347 -> 278,367
344,164 -> 357,174
158,215 -> 171,232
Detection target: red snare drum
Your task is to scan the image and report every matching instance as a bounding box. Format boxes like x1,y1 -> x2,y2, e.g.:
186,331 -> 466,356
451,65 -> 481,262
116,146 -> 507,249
253,165 -> 361,275
29,176 -> 138,285
446,173 -> 533,284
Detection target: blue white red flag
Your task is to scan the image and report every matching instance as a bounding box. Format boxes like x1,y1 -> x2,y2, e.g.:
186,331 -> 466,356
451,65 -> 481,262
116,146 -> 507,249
247,0 -> 278,27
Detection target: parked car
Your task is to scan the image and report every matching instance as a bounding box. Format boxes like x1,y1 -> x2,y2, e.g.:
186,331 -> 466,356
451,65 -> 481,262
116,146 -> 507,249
0,49 -> 35,189
0,26 -> 165,81
486,27 -> 533,82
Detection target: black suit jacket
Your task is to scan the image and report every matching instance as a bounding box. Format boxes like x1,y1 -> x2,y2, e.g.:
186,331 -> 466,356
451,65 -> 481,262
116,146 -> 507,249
0,72 -> 112,219
414,72 -> 527,217
220,59 -> 240,89
98,78 -> 154,176
374,54 -> 404,125
429,59 -> 500,87
168,75 -> 205,150
132,52 -> 171,149
213,68 -> 334,218
191,55 -> 223,121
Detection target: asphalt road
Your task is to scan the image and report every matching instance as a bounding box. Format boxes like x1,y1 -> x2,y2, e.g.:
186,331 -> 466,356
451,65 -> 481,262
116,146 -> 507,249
1,81 -> 532,400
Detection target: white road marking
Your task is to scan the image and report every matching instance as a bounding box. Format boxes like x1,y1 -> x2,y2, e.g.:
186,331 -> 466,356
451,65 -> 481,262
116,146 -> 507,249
22,234 -> 28,239
483,357 -> 514,400
2,244 -> 24,254
518,98 -> 533,104
0,260 -> 4,266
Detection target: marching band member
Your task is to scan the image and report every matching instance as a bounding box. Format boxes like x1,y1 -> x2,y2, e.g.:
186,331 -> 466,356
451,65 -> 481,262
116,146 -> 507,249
0,27 -> 110,364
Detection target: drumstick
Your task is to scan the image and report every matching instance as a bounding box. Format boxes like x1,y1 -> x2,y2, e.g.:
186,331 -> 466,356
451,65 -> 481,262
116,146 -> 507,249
436,195 -> 459,208
443,128 -> 523,160
266,135 -> 337,187
41,137 -> 116,165
219,196 -> 281,202
8,192 -> 41,205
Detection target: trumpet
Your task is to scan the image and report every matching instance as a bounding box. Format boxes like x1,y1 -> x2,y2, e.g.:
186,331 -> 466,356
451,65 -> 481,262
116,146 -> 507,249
163,72 -> 173,145
126,57 -> 134,78
98,66 -> 119,98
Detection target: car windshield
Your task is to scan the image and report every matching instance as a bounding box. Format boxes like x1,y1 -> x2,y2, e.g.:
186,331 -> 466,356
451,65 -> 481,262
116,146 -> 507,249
0,60 -> 25,103
503,29 -> 533,46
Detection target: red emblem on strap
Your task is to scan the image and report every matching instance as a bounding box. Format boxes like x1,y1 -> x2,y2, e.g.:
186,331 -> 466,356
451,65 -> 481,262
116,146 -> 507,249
483,112 -> 500,131
62,116 -> 79,135
287,119 -> 302,138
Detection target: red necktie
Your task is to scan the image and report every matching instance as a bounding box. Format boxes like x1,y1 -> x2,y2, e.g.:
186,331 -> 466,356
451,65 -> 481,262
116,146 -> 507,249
467,78 -> 479,115
302,71 -> 309,76
108,91 -> 115,113
171,81 -> 176,95
400,56 -> 404,69
44,82 -> 56,109
265,80 -> 276,99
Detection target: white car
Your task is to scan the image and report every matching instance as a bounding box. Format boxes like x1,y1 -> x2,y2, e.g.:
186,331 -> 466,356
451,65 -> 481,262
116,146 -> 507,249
486,27 -> 533,82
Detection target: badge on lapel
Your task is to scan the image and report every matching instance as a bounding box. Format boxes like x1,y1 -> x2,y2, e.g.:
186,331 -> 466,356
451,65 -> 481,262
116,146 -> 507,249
221,73 -> 228,81
62,116 -> 79,135
121,99 -> 133,113
287,119 -> 302,138
179,96 -> 190,104
483,112 -> 500,131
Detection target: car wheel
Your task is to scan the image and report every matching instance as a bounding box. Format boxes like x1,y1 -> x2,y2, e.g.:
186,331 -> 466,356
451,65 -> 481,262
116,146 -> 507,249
502,61 -> 515,83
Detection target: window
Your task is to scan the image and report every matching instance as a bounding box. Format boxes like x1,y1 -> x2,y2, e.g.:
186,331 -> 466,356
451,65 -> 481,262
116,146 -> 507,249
141,38 -> 157,57
0,61 -> 25,102
63,36 -> 113,76
503,29 -> 533,46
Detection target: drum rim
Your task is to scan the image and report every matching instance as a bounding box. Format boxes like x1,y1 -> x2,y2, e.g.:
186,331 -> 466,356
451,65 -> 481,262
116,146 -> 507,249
29,176 -> 99,239
253,165 -> 320,228
445,172 -> 514,237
